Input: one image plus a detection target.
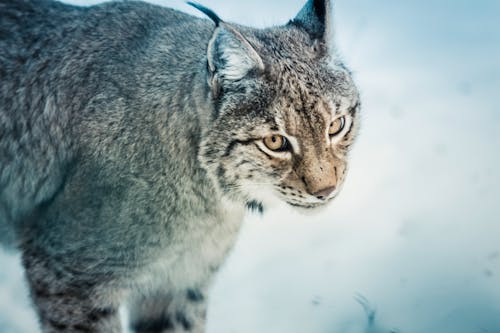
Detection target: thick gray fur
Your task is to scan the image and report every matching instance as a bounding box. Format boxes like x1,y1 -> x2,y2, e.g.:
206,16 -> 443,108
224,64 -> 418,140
0,0 -> 360,332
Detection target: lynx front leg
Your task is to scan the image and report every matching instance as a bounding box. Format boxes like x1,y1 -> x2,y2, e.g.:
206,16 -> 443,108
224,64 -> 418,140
23,251 -> 122,333
130,288 -> 208,333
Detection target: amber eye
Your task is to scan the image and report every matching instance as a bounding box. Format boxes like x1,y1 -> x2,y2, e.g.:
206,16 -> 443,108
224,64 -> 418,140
329,116 -> 346,137
263,135 -> 289,152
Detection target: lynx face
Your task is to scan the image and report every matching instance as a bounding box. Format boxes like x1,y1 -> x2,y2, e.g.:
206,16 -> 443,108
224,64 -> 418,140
197,1 -> 360,210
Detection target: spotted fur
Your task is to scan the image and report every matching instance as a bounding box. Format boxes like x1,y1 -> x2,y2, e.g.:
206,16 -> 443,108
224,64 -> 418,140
0,0 -> 359,332
199,20 -> 360,210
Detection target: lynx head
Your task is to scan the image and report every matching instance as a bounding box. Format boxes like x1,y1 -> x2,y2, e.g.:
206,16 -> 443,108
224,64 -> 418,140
195,0 -> 360,211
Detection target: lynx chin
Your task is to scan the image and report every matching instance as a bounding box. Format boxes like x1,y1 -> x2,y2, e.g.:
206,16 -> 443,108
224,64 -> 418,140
0,0 -> 360,332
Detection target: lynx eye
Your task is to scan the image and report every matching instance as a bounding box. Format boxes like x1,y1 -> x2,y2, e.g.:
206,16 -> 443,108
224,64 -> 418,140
329,116 -> 346,137
263,135 -> 289,152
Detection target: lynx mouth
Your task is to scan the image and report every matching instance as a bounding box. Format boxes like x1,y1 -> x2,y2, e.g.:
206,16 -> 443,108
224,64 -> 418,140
286,195 -> 336,210
287,202 -> 319,209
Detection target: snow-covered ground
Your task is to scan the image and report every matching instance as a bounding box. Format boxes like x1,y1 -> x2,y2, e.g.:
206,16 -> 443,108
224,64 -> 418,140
1,1 -> 499,332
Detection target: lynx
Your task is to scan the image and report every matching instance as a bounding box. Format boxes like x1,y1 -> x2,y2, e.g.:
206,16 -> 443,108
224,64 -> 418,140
0,0 -> 360,332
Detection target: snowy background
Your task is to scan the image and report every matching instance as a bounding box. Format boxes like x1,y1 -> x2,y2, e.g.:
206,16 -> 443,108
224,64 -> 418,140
1,0 -> 500,332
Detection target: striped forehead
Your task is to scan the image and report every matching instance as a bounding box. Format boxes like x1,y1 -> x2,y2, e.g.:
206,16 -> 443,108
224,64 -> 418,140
275,97 -> 331,139
270,64 -> 358,137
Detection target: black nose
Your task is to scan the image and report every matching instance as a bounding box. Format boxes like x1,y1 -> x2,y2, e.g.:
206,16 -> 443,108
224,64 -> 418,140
313,186 -> 336,200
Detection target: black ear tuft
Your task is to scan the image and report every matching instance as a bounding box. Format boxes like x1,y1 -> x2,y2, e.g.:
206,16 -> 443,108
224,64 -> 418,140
312,0 -> 327,25
290,0 -> 331,41
187,1 -> 222,27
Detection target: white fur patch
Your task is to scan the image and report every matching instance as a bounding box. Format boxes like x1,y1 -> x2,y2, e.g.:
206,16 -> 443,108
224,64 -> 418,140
220,47 -> 255,81
208,25 -> 264,82
130,203 -> 244,296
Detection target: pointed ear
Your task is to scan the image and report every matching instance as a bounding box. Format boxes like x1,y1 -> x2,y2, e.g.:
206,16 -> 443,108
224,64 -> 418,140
290,0 -> 332,42
207,24 -> 264,95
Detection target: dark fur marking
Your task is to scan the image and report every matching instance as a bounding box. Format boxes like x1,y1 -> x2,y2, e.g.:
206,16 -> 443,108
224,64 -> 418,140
216,165 -> 225,180
224,139 -> 254,157
88,307 -> 116,322
236,160 -> 250,168
48,319 -> 67,330
186,289 -> 204,302
343,124 -> 354,141
73,324 -> 92,332
34,287 -> 51,299
349,101 -> 361,115
33,285 -> 88,301
301,176 -> 308,188
132,316 -> 174,333
246,200 -> 264,214
176,312 -> 193,331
